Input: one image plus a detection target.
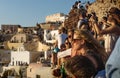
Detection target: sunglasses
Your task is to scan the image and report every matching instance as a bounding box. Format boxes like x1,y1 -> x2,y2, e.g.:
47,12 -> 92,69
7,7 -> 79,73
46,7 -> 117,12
68,35 -> 72,38
65,42 -> 69,44
72,39 -> 81,43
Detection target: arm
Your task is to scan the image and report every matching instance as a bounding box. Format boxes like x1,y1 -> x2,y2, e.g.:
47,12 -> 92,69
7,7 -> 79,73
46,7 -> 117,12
93,22 -> 102,35
54,40 -> 58,48
94,20 -> 120,35
102,25 -> 120,35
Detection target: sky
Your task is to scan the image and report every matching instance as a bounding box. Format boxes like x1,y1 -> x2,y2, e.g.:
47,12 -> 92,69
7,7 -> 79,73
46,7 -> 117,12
0,0 -> 95,28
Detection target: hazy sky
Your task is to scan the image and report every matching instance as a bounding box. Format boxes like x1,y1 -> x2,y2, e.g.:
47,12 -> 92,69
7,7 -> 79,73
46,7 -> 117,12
0,0 -> 95,27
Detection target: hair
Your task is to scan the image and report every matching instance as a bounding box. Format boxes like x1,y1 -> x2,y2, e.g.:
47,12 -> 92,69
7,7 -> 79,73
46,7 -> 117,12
58,27 -> 66,33
67,28 -> 74,41
67,28 -> 74,35
65,38 -> 72,49
102,16 -> 107,22
80,21 -> 90,30
52,68 -> 61,77
108,7 -> 120,25
64,55 -> 96,78
109,7 -> 120,15
85,50 -> 105,72
78,1 -> 81,3
67,28 -> 74,32
74,29 -> 108,64
108,16 -> 119,26
87,14 -> 92,19
79,11 -> 86,18
60,44 -> 66,51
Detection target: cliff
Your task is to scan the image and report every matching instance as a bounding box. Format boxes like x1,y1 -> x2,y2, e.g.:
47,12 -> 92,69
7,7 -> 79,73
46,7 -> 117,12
64,0 -> 120,29
87,0 -> 120,21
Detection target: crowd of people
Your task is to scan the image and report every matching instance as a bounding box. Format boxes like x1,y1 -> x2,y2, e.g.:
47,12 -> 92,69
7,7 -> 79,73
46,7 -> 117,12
51,1 -> 120,78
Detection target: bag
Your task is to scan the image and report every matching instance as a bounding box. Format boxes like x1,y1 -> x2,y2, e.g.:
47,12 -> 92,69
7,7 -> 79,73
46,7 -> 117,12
53,47 -> 60,53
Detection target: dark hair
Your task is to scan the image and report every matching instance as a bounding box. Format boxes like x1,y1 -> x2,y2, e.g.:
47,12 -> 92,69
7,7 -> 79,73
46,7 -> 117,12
91,12 -> 96,16
87,14 -> 92,19
102,16 -> 107,21
109,7 -> 120,15
108,16 -> 119,26
64,55 -> 96,78
85,50 -> 105,72
108,7 -> 120,25
79,11 -> 86,18
78,1 -> 81,3
52,68 -> 61,77
59,27 -> 67,33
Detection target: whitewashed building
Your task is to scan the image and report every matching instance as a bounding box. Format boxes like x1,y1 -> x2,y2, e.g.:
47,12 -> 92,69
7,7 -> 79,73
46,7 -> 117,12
44,29 -> 58,43
9,46 -> 41,66
45,13 -> 67,22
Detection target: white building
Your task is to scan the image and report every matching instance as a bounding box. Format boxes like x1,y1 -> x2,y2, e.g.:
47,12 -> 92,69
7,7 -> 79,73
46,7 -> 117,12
44,29 -> 58,43
9,47 -> 41,66
45,13 -> 67,22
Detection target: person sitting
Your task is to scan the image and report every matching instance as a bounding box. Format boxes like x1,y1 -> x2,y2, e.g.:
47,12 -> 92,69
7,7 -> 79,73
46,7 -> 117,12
52,29 -> 108,78
64,55 -> 97,78
71,29 -> 108,64
105,7 -> 120,78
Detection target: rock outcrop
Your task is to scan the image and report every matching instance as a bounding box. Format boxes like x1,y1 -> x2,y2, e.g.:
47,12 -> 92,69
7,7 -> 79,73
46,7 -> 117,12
64,8 -> 87,29
64,8 -> 79,29
87,0 -> 120,21
64,0 -> 120,29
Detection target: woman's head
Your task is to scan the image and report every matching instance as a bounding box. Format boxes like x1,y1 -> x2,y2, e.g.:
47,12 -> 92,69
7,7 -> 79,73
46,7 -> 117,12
71,29 -> 95,56
65,38 -> 71,49
107,15 -> 119,26
58,26 -> 66,34
64,55 -> 96,78
108,7 -> 120,25
102,16 -> 107,23
73,29 -> 102,51
109,7 -> 120,16
72,29 -> 108,64
67,29 -> 74,43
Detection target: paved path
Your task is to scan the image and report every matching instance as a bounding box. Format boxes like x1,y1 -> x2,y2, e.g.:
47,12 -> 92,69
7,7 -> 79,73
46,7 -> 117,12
38,66 -> 55,78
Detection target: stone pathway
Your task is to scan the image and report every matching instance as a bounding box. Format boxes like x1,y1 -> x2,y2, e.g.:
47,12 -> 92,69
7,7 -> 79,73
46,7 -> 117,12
37,66 -> 55,78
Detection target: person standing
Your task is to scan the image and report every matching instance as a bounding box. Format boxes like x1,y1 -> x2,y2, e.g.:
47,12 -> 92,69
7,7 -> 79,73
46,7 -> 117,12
77,12 -> 88,29
55,27 -> 68,50
51,27 -> 68,69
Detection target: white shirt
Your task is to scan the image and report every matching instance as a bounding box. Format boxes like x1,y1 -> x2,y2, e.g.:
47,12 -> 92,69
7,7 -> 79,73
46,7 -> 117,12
77,19 -> 87,29
57,48 -> 71,58
56,33 -> 68,49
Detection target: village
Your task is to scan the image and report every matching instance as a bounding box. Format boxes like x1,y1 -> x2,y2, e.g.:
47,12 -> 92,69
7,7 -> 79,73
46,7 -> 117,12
0,13 -> 67,78
0,0 -> 120,78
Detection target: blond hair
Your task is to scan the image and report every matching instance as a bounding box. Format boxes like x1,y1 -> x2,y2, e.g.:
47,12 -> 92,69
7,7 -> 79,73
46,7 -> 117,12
74,29 -> 108,64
